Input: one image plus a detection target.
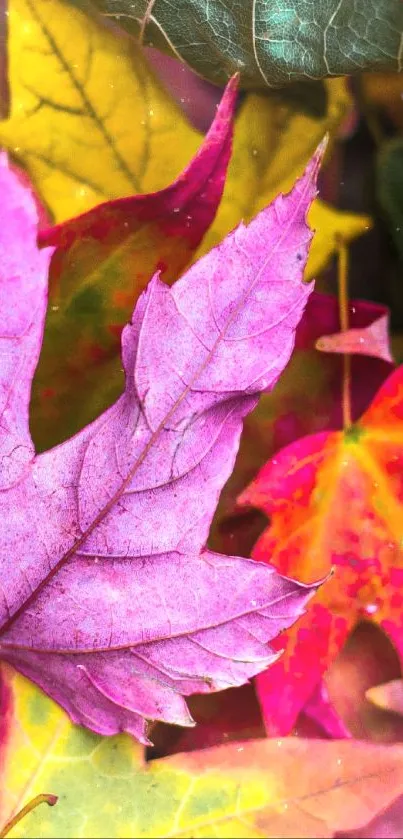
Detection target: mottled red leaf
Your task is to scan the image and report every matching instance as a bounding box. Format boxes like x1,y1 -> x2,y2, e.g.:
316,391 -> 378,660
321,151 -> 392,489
239,365 -> 403,736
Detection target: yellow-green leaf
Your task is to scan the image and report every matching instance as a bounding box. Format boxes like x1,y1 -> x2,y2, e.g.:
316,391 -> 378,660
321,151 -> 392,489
198,79 -> 372,279
0,0 -> 201,222
2,667 -> 403,839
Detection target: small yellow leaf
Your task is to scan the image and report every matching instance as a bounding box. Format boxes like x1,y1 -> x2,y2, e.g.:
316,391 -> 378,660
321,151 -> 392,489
308,200 -> 372,278
199,79 -> 371,279
2,667 -> 403,839
0,0 -> 200,221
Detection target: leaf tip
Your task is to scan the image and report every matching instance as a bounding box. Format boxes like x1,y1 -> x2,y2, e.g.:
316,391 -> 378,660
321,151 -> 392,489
308,134 -> 328,185
217,73 -> 239,120
366,679 -> 403,716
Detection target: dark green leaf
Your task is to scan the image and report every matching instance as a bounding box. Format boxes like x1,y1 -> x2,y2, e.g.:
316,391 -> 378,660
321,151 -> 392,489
83,0 -> 403,89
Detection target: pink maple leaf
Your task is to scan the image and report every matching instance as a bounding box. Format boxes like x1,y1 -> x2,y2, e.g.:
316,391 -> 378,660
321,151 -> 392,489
0,148 -> 322,743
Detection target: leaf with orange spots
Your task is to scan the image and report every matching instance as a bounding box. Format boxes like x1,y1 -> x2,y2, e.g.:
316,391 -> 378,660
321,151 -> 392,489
239,365 -> 403,737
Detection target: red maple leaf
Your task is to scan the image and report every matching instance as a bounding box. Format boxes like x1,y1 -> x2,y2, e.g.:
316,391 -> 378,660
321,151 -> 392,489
239,365 -> 403,736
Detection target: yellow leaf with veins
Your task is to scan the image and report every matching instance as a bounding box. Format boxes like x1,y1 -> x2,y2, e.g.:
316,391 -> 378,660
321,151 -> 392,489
0,0 -> 200,221
0,1 -> 370,279
2,667 -> 403,839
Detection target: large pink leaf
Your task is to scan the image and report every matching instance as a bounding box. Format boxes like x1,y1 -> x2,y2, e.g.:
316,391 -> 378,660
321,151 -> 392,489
0,150 -> 322,742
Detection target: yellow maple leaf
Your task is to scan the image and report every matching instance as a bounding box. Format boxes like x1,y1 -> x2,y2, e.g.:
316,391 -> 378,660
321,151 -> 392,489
0,0 -> 201,221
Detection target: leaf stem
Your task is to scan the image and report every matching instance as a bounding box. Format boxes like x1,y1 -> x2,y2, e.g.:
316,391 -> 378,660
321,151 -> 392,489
0,794 -> 58,838
336,235 -> 352,430
139,0 -> 157,45
0,0 -> 9,119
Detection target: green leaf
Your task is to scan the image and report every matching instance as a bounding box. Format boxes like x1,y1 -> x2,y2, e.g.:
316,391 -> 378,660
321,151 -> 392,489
81,0 -> 403,89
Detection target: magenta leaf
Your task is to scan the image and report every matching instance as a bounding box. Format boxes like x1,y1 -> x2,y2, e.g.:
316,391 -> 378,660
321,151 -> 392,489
0,147 -> 323,742
32,76 -> 238,450
303,679 -> 351,739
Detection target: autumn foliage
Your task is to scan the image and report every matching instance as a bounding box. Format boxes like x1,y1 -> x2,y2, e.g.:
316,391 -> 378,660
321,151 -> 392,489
1,1 -> 403,837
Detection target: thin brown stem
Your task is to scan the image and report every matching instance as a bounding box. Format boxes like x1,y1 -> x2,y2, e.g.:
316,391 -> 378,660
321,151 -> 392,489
0,794 -> 58,838
139,0 -> 157,45
336,235 -> 352,430
0,0 -> 9,119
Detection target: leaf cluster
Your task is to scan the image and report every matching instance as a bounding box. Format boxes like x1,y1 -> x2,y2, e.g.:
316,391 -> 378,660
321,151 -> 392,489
1,2 -> 403,837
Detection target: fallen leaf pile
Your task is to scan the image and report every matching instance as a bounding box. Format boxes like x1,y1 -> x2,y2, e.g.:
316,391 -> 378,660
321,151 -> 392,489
1,0 -> 372,446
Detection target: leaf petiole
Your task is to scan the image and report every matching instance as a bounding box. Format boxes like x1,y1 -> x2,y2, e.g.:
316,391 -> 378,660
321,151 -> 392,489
138,0 -> 158,44
0,794 -> 58,838
336,235 -> 352,430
